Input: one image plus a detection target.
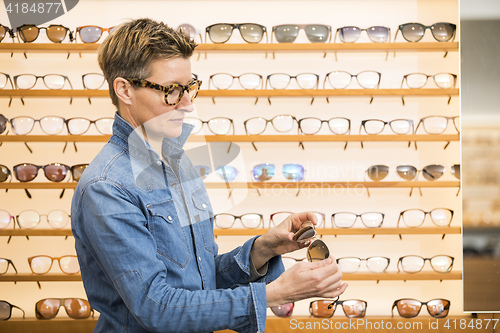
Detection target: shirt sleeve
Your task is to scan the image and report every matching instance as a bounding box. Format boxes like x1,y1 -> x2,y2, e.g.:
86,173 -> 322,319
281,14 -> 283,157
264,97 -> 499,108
73,180 -> 277,333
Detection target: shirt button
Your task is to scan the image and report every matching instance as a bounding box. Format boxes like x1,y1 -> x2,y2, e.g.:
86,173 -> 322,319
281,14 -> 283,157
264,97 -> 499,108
172,183 -> 176,187
156,160 -> 162,166
202,203 -> 207,209
167,216 -> 172,221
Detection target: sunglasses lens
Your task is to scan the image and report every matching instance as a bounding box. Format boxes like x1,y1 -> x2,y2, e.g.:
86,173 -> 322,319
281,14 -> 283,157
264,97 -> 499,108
240,214 -> 262,229
211,74 -> 233,90
434,73 -> 455,88
422,165 -> 444,181
71,164 -> 88,182
95,118 -> 114,135
83,73 -> 105,89
296,73 -> 318,89
430,256 -> 453,273
11,116 -> 35,135
44,75 -> 66,89
401,209 -> 425,227
48,210 -> 69,229
0,209 -> 11,229
401,256 -> 424,273
357,71 -> 380,89
367,165 -> 389,181
17,210 -> 40,229
292,221 -> 316,242
36,299 -> 60,319
207,117 -> 232,135
67,118 -> 91,135
304,25 -> 329,43
427,299 -> 450,318
65,298 -> 91,319
177,23 -> 197,40
396,165 -> 418,181
401,23 -> 425,42
46,25 -> 67,42
327,71 -> 352,89
208,24 -> 233,43
0,26 -> 6,40
268,74 -> 290,89
307,239 -> 329,262
363,120 -> 384,134
366,257 -> 389,273
0,165 -> 9,182
40,116 -> 64,135
337,258 -> 360,273
271,303 -> 294,318
45,164 -> 69,182
195,165 -> 211,179
214,214 -> 235,229
390,120 -> 412,134
282,164 -> 304,181
79,26 -> 103,43
253,163 -> 275,181
239,24 -> 265,43
14,164 -> 38,182
239,73 -> 261,90
342,300 -> 367,318
215,166 -> 238,182
274,25 -> 299,43
451,164 -> 460,179
19,25 -> 38,42
405,74 -> 427,88
430,208 -> 453,226
60,256 -> 80,274
367,26 -> 389,42
30,256 -> 52,274
360,212 -> 384,228
0,301 -> 10,320
396,299 -> 422,317
327,118 -> 349,135
431,23 -> 455,42
0,115 -> 6,134
421,116 -> 448,134
310,300 -> 335,317
339,26 -> 360,43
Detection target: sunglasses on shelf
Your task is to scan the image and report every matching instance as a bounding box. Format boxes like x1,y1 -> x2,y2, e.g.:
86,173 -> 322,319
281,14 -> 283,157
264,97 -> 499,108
310,299 -> 367,318
214,213 -> 264,229
16,24 -> 73,43
0,164 -> 11,183
13,163 -> 88,182
0,24 -> 15,42
28,255 -> 80,275
270,302 -> 294,318
366,164 -> 459,182
36,298 -> 93,320
397,208 -> 454,228
395,22 -> 456,43
126,77 -> 202,106
205,23 -> 267,44
323,70 -> 381,90
76,25 -> 117,43
0,258 -> 18,275
272,24 -> 332,43
392,298 -> 450,318
336,256 -> 390,273
415,116 -> 460,134
335,26 -> 390,43
0,114 -> 8,135
13,74 -> 73,90
332,212 -> 385,228
0,300 -> 25,320
177,23 -> 202,43
397,255 -> 454,274
269,211 -> 325,228
185,117 -> 234,136
252,163 -> 305,182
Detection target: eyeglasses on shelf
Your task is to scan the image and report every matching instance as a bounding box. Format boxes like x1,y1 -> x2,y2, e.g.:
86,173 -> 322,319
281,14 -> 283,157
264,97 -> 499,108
185,117 -> 234,136
28,255 -> 80,275
272,24 -> 332,43
331,212 -> 385,228
177,23 -> 203,43
336,256 -> 390,273
16,24 -> 73,43
392,298 -> 450,318
205,23 -> 267,44
213,213 -> 264,229
359,118 -> 414,148
0,300 -> 25,320
397,255 -> 454,273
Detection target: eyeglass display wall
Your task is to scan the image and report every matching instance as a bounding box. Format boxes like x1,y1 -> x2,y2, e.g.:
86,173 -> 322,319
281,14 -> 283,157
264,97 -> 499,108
0,0 -> 464,332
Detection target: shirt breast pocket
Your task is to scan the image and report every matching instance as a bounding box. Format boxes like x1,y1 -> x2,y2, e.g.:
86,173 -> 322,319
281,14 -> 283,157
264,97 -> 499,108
191,187 -> 216,256
147,201 -> 190,268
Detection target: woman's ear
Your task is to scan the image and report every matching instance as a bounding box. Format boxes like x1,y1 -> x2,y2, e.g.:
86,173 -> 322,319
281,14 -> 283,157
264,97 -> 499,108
114,77 -> 133,106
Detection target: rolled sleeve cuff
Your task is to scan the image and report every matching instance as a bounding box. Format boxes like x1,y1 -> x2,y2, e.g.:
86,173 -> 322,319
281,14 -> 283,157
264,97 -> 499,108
234,236 -> 261,276
249,282 -> 267,333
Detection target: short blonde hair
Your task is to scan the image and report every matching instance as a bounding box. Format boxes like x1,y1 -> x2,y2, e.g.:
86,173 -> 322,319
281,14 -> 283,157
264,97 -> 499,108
98,18 -> 197,107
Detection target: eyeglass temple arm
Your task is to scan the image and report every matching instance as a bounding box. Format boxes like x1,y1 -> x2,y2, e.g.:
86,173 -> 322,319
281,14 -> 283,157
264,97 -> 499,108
391,301 -> 398,317
13,305 -> 26,318
364,171 -> 371,198
9,260 -> 18,274
408,123 -> 415,148
333,30 -> 339,61
396,213 -> 403,240
400,77 -> 406,105
359,123 -> 365,148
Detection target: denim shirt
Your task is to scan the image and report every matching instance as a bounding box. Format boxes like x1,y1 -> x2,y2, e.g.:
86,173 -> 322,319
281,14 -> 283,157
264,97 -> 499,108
71,113 -> 284,333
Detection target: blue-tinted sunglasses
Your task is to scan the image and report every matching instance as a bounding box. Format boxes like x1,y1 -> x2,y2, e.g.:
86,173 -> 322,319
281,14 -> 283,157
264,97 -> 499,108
252,163 -> 305,182
195,165 -> 238,182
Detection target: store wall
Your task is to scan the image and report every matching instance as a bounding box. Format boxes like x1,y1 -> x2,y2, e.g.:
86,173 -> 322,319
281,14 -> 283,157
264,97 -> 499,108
0,0 -> 460,320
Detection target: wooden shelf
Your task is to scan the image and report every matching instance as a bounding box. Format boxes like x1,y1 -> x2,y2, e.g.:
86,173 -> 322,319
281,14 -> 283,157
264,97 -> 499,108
0,274 -> 81,282
0,42 -> 459,54
0,134 -> 460,143
0,181 -> 460,190
0,226 -> 461,238
0,88 -> 459,98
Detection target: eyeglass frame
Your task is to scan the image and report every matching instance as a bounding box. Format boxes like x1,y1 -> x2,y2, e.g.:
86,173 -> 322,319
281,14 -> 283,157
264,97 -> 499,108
397,208 -> 454,228
0,24 -> 15,42
0,300 -> 25,320
271,24 -> 332,43
14,209 -> 71,230
336,256 -> 391,273
298,117 -> 351,135
401,72 -> 457,89
75,25 -> 115,43
27,255 -> 79,275
13,74 -> 73,90
331,212 -> 385,228
360,119 -> 414,135
323,70 -> 382,89
266,73 -> 320,90
213,213 -> 264,229
244,115 -> 299,135
185,117 -> 235,136
125,77 -> 202,106
391,298 -> 451,318
394,22 -> 457,43
397,255 -> 454,273
35,298 -> 94,319
16,24 -> 74,43
0,72 -> 14,89
0,258 -> 18,275
415,115 -> 460,134
205,23 -> 268,44
208,72 -> 263,90
334,26 -> 391,43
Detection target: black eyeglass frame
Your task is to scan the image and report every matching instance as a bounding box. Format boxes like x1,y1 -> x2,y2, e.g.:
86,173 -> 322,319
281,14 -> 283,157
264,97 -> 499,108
391,298 -> 451,318
16,24 -> 74,43
205,23 -> 268,44
0,258 -> 18,275
395,22 -> 457,43
0,300 -> 25,320
271,24 -> 332,43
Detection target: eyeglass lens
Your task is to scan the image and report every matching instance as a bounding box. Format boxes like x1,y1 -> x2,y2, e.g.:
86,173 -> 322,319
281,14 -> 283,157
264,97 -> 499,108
0,114 -> 7,134
83,73 -> 106,89
271,303 -> 294,318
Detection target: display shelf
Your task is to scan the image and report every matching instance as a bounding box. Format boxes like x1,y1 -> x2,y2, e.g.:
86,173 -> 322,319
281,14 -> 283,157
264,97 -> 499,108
0,226 -> 461,238
0,274 -> 81,282
0,181 -> 460,190
0,134 -> 460,143
0,42 -> 459,54
0,88 -> 459,99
